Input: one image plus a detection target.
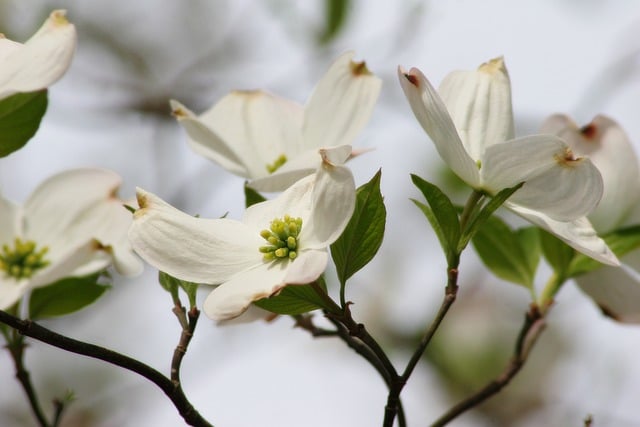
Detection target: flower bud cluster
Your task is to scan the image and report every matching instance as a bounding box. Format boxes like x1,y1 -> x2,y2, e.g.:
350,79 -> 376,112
259,215 -> 303,261
0,238 -> 50,279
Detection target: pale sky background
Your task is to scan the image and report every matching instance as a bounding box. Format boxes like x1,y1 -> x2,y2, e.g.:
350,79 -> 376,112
1,1 -> 640,426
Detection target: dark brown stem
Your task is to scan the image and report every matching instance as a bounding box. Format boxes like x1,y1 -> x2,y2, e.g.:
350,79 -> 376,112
293,314 -> 338,337
403,268 -> 458,382
324,312 -> 407,427
430,304 -> 546,427
170,305 -> 200,385
51,398 -> 66,427
0,310 -> 214,427
383,267 -> 460,427
5,334 -> 51,427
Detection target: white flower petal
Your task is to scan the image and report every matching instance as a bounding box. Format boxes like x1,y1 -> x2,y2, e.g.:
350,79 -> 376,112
170,100 -> 249,177
284,249 -> 328,284
302,160 -> 355,248
0,10 -> 76,99
0,195 -> 19,243
0,278 -> 30,310
438,57 -> 515,158
29,239 -> 112,289
248,148 -> 320,192
398,66 -> 480,187
541,114 -> 640,233
216,305 -> 277,326
203,262 -> 289,321
72,199 -> 143,276
483,135 -> 603,221
203,250 -> 328,321
248,145 -> 353,192
174,90 -> 304,179
303,51 -> 382,151
24,168 -> 123,246
242,174 -> 315,228
575,251 -> 640,323
508,204 -> 618,266
129,188 -> 262,284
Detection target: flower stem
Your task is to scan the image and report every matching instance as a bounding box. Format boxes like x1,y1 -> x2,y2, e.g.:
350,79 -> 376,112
170,303 -> 200,386
307,281 -> 407,425
0,310 -> 214,427
538,272 -> 565,314
459,190 -> 484,231
430,304 -> 546,426
382,265 -> 460,427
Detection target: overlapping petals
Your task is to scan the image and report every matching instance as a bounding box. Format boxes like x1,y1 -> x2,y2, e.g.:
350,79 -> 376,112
542,115 -> 640,322
0,10 -> 76,100
398,57 -> 617,266
0,169 -> 142,310
541,114 -> 640,233
171,51 -> 381,191
129,147 -> 356,321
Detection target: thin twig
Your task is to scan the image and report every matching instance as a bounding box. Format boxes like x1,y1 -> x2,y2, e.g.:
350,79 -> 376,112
293,314 -> 338,337
6,334 -> 51,427
170,305 -> 200,385
0,310 -> 214,427
51,398 -> 66,427
383,267 -> 460,427
403,267 -> 458,381
430,304 -> 546,427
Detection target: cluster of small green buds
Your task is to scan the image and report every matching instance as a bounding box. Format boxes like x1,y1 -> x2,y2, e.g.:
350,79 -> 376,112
266,154 -> 288,174
0,237 -> 50,279
259,215 -> 303,261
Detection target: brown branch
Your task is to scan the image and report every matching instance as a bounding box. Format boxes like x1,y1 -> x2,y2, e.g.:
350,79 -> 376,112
430,304 -> 546,427
0,310 -> 213,427
383,267 -> 460,427
293,314 -> 338,337
171,305 -> 200,385
5,334 -> 51,427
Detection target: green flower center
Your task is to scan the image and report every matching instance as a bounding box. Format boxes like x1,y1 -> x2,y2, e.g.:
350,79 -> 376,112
259,215 -> 302,261
266,154 -> 287,174
0,238 -> 50,279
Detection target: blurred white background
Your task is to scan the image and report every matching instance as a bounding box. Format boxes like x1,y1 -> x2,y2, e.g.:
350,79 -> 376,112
1,1 -> 640,426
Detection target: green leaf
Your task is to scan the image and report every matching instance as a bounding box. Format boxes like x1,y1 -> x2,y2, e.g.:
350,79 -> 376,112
331,170 -> 386,284
459,182 -> 523,250
0,90 -> 48,157
244,182 -> 266,208
159,271 -> 199,308
159,270 -> 180,300
319,0 -> 351,44
472,216 -> 540,289
29,273 -> 109,319
517,227 -> 542,276
411,174 -> 460,265
254,281 -> 330,315
568,225 -> 640,277
539,230 -> 575,276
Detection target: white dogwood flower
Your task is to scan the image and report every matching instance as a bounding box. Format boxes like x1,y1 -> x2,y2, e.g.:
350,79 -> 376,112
542,114 -> 640,322
398,57 -> 617,266
170,51 -> 381,191
129,147 -> 355,321
0,10 -> 76,100
0,169 -> 143,309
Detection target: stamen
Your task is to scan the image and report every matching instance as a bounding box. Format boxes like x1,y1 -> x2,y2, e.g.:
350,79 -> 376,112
266,154 -> 288,174
0,237 -> 50,279
258,215 -> 303,261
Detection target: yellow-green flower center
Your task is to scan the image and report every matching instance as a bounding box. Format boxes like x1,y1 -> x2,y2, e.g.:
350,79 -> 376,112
266,154 -> 287,174
259,215 -> 302,261
0,238 -> 50,279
